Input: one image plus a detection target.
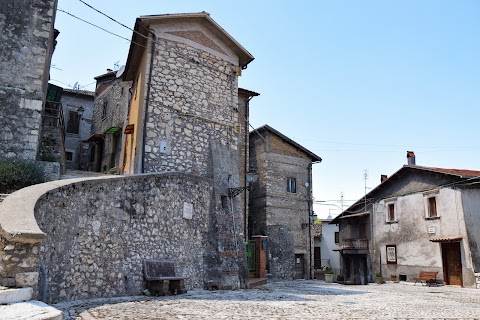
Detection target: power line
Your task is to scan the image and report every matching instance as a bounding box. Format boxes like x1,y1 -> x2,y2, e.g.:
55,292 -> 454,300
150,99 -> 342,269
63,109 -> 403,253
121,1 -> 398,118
57,8 -> 147,49
77,0 -> 149,39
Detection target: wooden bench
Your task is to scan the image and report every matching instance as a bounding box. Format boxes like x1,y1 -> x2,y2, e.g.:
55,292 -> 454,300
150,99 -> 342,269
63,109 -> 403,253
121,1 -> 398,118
143,259 -> 188,295
413,271 -> 439,286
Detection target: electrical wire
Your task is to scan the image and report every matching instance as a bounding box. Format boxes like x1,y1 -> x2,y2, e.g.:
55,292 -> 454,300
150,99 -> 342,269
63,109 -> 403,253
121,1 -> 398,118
57,8 -> 147,49
77,0 -> 150,39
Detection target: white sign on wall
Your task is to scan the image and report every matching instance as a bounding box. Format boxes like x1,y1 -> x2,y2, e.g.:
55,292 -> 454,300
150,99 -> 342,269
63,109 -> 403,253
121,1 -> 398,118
183,202 -> 193,220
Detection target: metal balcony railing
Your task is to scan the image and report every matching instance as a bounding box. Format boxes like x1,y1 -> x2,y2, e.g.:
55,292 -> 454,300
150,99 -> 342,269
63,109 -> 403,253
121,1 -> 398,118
342,238 -> 368,249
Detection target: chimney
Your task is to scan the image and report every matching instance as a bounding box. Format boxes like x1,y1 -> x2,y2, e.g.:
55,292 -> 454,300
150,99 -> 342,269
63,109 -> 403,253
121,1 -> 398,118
407,151 -> 416,165
381,175 -> 388,183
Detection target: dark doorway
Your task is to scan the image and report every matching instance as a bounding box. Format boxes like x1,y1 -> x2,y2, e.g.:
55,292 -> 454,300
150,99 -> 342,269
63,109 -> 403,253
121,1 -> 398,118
441,242 -> 463,286
314,247 -> 321,270
294,254 -> 304,279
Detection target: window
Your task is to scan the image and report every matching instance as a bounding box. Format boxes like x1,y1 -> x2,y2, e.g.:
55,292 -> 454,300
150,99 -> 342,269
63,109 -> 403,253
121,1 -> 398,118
102,101 -> 108,120
66,151 -> 73,161
287,178 -> 297,193
386,245 -> 397,264
387,203 -> 396,222
427,196 -> 438,218
334,232 -> 339,244
66,111 -> 80,134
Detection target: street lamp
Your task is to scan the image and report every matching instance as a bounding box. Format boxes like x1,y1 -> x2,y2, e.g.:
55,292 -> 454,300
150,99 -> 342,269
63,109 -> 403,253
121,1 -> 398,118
227,168 -> 258,198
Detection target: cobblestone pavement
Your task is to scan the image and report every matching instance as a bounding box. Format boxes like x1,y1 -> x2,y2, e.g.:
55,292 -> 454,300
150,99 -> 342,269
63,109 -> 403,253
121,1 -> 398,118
53,280 -> 480,319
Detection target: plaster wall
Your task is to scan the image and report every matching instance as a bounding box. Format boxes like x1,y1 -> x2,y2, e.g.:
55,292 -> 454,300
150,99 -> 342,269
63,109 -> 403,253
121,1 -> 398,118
460,188 -> 480,273
62,92 -> 94,170
373,187 -> 475,286
320,221 -> 340,272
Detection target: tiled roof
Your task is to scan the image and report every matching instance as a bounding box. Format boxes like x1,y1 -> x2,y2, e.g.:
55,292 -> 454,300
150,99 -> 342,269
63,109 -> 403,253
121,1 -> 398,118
408,165 -> 480,178
61,88 -> 95,97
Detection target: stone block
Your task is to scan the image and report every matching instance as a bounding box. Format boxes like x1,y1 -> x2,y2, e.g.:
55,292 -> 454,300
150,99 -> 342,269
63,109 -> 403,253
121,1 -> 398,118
15,272 -> 39,287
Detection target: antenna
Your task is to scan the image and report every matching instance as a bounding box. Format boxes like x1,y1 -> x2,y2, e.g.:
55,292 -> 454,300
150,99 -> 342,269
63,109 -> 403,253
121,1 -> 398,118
364,170 -> 368,213
73,82 -> 80,89
115,65 -> 125,78
340,192 -> 344,212
114,61 -> 120,70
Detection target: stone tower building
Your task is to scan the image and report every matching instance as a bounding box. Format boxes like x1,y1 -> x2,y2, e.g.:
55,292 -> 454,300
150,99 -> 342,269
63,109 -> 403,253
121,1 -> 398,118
122,12 -> 255,290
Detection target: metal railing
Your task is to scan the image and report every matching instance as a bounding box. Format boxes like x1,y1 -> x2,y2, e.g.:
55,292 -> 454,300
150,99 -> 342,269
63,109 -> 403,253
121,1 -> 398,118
342,238 -> 368,249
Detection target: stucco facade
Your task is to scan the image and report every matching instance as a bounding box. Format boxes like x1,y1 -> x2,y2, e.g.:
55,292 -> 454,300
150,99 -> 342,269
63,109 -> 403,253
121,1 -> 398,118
249,125 -> 322,279
61,89 -> 94,170
336,159 -> 480,287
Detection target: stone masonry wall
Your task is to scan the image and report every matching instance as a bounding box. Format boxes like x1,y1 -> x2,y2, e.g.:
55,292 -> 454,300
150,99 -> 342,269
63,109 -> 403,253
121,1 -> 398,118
144,37 -> 239,176
34,173 -> 212,303
0,0 -> 57,160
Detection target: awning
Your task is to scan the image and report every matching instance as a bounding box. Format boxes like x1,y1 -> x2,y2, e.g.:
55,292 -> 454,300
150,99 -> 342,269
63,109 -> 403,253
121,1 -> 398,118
429,236 -> 462,243
83,134 -> 105,142
338,212 -> 369,219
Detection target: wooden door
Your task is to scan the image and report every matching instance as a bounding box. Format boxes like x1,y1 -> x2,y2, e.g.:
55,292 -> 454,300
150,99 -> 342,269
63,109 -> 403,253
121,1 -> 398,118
442,242 -> 463,286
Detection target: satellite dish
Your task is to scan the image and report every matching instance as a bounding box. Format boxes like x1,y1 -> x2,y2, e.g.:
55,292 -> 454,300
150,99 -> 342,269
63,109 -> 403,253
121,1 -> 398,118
116,65 -> 126,78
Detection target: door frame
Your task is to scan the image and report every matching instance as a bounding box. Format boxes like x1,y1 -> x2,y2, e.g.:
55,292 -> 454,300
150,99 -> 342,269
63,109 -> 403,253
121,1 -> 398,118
441,241 -> 463,287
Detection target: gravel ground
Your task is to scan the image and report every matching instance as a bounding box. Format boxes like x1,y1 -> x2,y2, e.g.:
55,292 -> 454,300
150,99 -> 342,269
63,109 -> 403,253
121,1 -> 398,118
53,280 -> 480,319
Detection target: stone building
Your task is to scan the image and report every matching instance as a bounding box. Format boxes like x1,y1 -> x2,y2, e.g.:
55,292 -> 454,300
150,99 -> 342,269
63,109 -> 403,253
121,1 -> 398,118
249,125 -> 322,279
121,12 -> 255,290
0,0 -> 58,161
61,88 -> 95,170
87,70 -> 131,173
333,152 -> 480,287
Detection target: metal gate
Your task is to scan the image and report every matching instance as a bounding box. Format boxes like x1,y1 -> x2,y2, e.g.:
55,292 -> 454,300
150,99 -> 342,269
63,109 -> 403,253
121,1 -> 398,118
246,240 -> 257,277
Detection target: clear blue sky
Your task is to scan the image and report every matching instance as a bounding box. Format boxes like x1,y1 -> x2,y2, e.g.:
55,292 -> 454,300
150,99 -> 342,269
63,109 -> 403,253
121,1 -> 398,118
51,0 -> 480,219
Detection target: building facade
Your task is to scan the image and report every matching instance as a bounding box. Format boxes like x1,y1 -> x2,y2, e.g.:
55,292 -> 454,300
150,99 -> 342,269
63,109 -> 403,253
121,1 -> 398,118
61,89 -> 95,170
334,152 -> 480,287
249,125 -> 322,279
88,70 -> 131,173
0,0 -> 58,161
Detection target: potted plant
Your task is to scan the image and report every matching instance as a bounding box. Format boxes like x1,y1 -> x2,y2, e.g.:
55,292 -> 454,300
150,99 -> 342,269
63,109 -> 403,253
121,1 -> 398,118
375,272 -> 383,284
324,268 -> 334,283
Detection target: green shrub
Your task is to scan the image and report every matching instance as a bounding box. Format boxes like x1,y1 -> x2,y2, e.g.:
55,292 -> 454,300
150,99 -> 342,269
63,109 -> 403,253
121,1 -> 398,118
0,159 -> 45,193
325,267 -> 334,274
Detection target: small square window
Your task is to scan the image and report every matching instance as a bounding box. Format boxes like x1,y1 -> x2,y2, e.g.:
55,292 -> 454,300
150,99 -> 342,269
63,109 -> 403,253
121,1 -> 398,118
66,151 -> 73,161
66,110 -> 80,134
287,178 -> 296,193
386,245 -> 397,264
334,232 -> 339,244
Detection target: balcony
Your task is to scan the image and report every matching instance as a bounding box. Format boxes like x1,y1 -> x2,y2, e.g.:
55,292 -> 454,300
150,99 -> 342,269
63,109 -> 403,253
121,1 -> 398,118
342,238 -> 368,249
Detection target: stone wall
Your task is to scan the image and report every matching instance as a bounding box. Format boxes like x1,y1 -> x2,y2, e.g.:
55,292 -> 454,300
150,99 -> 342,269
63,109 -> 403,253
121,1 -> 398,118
144,36 -> 240,176
91,78 -> 131,172
31,173 -> 212,303
0,0 -> 57,161
249,128 -> 313,279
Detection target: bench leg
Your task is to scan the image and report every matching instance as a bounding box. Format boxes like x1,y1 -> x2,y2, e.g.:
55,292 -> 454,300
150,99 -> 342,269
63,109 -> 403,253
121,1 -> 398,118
148,280 -> 170,296
169,279 -> 187,295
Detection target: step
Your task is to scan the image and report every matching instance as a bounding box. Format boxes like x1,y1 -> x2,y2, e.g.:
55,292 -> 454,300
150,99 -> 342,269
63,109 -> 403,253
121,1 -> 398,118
0,287 -> 32,305
0,300 -> 62,320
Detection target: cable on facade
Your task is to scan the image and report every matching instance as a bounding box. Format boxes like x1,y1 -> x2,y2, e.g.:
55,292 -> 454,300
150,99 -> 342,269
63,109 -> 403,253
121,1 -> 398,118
57,8 -> 147,49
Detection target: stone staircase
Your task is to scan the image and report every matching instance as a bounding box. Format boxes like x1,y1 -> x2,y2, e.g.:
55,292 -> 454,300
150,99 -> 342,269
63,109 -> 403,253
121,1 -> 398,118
0,286 -> 62,319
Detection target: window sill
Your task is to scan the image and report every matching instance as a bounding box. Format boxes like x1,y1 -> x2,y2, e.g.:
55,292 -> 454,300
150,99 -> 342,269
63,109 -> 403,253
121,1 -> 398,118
425,216 -> 440,220
386,221 -> 398,224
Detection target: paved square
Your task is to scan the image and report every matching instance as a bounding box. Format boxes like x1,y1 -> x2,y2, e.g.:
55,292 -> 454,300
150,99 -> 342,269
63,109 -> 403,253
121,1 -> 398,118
54,280 -> 480,319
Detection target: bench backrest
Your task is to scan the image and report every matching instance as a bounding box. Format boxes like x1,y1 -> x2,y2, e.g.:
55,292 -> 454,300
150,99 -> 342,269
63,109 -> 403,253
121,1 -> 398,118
143,259 -> 177,280
419,271 -> 437,278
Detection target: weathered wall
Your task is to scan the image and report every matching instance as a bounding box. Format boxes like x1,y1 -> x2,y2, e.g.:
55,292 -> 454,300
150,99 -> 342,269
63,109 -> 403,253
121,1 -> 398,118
249,130 -> 312,279
460,188 -> 480,273
62,90 -> 94,170
33,173 -> 212,303
91,79 -> 131,172
320,221 -> 340,273
0,0 -> 57,160
372,185 -> 476,286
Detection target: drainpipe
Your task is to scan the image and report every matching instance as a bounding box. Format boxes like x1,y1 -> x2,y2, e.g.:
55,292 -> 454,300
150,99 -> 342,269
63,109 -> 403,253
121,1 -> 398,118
141,30 -> 156,173
308,160 -> 322,279
244,96 -> 253,242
